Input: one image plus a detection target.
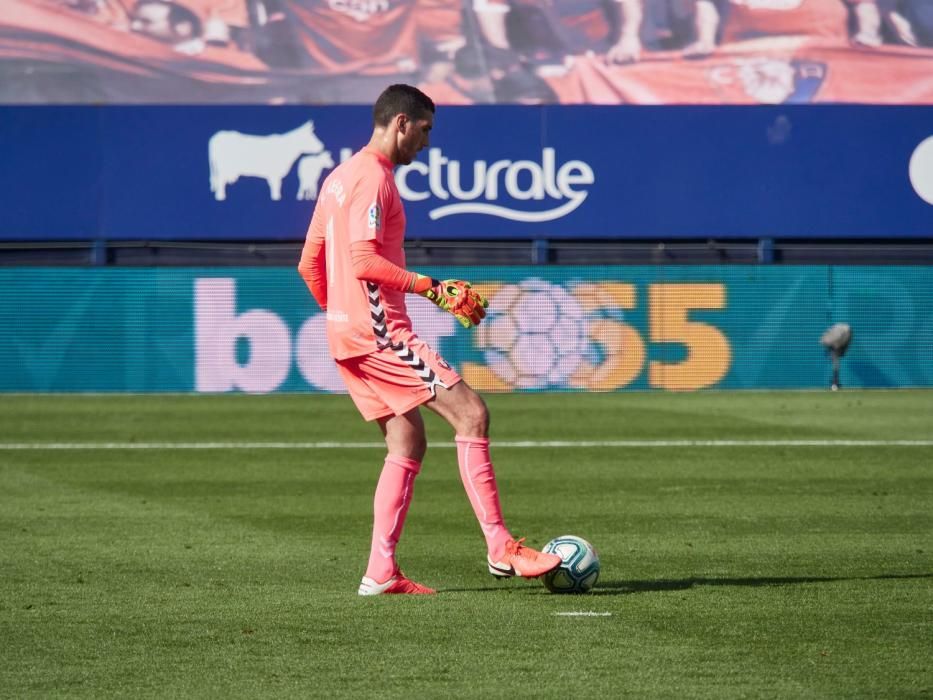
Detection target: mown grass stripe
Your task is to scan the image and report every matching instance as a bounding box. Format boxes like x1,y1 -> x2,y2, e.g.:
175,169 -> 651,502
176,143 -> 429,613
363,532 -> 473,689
0,439 -> 931,450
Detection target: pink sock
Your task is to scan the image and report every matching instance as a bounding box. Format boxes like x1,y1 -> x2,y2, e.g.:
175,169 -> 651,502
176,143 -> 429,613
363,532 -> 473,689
455,436 -> 512,561
364,455 -> 421,584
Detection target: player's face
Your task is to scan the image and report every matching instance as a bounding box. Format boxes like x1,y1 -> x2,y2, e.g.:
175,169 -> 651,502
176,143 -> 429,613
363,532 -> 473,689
397,114 -> 433,165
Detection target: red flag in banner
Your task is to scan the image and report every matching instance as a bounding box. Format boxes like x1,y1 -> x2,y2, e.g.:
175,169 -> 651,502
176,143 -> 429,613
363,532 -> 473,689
543,39 -> 933,104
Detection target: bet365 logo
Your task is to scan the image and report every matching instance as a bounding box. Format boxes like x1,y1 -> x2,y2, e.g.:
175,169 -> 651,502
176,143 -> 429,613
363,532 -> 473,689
468,279 -> 731,391
192,277 -> 730,394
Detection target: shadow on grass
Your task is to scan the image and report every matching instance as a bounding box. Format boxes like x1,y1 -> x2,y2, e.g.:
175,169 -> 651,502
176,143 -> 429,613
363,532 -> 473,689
440,573 -> 932,595
590,572 -> 933,595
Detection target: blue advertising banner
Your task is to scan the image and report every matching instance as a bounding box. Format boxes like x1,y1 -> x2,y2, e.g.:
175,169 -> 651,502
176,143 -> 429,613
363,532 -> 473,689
2,265 -> 931,393
2,105 -> 933,242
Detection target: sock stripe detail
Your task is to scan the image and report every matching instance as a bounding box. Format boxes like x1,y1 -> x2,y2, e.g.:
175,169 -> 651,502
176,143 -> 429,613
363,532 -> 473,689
463,440 -> 490,524
386,469 -> 415,550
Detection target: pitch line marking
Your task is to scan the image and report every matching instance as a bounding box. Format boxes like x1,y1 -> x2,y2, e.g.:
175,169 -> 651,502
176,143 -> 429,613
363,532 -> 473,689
0,439 -> 931,450
554,612 -> 613,617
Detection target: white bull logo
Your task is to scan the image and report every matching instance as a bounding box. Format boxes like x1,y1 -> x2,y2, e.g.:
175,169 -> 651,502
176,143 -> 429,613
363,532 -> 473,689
296,151 -> 335,201
209,121 -> 324,201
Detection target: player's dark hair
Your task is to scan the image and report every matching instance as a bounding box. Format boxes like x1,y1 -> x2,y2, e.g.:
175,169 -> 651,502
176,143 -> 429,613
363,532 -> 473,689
372,84 -> 435,127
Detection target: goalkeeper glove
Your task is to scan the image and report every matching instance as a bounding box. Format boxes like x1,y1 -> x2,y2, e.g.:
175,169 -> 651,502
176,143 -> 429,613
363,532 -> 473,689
411,275 -> 488,329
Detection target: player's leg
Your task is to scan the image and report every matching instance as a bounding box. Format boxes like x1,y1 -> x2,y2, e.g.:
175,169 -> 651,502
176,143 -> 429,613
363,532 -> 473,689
425,381 -> 561,579
358,408 -> 435,595
335,355 -> 434,595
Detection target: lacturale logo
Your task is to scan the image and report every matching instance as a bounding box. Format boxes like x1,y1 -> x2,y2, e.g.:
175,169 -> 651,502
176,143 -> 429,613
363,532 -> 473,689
207,124 -> 594,223
396,147 -> 595,222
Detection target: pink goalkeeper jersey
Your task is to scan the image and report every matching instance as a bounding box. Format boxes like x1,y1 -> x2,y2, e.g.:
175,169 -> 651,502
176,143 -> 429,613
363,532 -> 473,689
307,146 -> 414,360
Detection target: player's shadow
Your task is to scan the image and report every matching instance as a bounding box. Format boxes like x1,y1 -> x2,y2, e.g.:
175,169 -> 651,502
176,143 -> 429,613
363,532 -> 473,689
590,572 -> 933,595
440,572 -> 932,595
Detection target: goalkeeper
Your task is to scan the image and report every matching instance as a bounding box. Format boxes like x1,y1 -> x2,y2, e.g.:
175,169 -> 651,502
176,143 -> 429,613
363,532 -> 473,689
298,84 -> 560,596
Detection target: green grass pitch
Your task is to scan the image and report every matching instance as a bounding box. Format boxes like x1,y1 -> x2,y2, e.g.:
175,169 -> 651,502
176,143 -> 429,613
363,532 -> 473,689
1,391 -> 931,698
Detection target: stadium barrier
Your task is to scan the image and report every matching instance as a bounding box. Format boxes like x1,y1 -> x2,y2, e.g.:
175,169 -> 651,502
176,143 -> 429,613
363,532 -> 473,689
3,265 -> 931,393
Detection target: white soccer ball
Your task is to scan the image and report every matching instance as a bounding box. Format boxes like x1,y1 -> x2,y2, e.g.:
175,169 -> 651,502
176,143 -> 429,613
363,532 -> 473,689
541,535 -> 600,594
479,279 -> 587,389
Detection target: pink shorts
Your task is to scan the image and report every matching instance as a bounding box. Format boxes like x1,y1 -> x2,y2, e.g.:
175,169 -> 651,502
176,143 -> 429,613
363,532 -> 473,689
336,337 -> 462,421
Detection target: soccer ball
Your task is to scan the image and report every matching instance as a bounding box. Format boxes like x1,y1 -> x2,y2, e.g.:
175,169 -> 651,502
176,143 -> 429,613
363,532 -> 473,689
541,535 -> 600,594
477,279 -> 587,390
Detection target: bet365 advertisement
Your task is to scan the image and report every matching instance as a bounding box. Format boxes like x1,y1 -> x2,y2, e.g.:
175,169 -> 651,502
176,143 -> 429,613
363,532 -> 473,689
2,266 -> 931,393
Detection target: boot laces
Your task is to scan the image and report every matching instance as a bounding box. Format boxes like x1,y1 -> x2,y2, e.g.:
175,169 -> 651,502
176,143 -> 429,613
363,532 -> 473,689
394,573 -> 433,594
505,537 -> 537,560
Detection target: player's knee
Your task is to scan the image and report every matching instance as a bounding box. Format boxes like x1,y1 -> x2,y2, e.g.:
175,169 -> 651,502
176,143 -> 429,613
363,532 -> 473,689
460,391 -> 489,437
384,423 -> 428,462
410,431 -> 429,462
412,434 -> 428,462
387,435 -> 427,462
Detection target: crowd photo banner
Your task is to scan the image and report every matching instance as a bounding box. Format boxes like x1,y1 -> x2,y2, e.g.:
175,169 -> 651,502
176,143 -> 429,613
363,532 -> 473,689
2,265 -> 931,393
2,0 -> 933,105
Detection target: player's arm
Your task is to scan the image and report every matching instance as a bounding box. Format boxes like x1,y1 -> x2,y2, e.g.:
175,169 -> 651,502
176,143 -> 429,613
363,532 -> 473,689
416,0 -> 467,82
349,239 -> 419,292
297,205 -> 328,310
349,175 -> 486,328
472,0 -> 511,50
606,0 -> 643,64
683,0 -> 720,58
849,0 -> 884,47
349,241 -> 488,329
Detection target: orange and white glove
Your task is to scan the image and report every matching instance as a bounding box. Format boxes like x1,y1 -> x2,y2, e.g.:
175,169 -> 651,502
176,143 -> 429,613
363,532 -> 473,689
411,275 -> 488,329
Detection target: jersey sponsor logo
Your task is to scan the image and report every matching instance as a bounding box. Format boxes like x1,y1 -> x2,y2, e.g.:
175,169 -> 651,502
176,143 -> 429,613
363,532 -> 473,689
208,120 -> 344,201
395,147 -> 595,223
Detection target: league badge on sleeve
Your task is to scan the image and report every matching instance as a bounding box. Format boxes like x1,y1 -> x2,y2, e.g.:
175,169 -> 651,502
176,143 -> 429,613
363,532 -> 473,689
368,203 -> 382,231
